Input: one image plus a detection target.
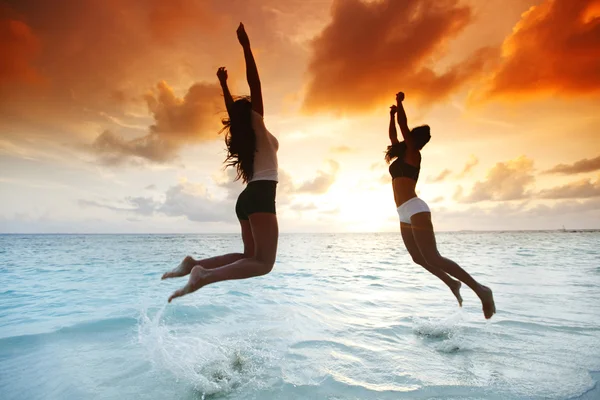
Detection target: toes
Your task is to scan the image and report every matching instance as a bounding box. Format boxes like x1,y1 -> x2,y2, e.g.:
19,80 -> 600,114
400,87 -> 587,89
168,287 -> 186,303
162,272 -> 175,280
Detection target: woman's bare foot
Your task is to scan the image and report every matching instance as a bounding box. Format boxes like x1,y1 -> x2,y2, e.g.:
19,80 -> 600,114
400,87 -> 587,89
451,281 -> 463,307
479,285 -> 496,319
168,265 -> 210,303
162,256 -> 196,280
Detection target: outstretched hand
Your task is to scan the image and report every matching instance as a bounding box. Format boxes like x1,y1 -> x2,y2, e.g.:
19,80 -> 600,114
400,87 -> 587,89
236,22 -> 250,48
217,67 -> 228,84
390,105 -> 397,115
396,92 -> 405,103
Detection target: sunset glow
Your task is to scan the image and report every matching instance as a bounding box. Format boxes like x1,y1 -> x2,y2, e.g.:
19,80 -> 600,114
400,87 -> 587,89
1,0 -> 599,233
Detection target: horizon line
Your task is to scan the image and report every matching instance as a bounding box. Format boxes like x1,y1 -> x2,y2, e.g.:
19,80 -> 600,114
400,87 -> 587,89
1,229 -> 599,235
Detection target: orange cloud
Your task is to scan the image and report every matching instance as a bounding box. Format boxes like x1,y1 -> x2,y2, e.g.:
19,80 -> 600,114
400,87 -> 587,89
456,155 -> 479,178
456,156 -> 535,202
330,145 -> 352,154
0,6 -> 41,85
296,160 -> 340,194
0,0 -> 223,150
145,81 -> 222,142
538,176 -> 600,199
545,155 -> 600,174
427,168 -> 452,183
147,0 -> 217,42
93,81 -> 223,164
479,0 -> 600,99
303,0 -> 496,113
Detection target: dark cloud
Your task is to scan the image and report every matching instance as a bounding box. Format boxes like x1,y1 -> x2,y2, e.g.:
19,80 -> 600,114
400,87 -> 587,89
479,0 -> 600,100
436,198 -> 600,229
545,155 -> 600,175
159,182 -> 232,223
127,196 -> 159,216
79,180 -> 233,223
92,130 -> 176,165
303,0 -> 496,113
456,156 -> 535,202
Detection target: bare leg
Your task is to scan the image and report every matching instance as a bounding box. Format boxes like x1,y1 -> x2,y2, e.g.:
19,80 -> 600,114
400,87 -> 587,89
168,213 -> 278,302
162,220 -> 254,279
411,212 -> 495,319
401,222 -> 463,306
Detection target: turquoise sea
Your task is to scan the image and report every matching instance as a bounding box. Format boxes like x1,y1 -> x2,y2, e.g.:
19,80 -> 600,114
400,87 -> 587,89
1,232 -> 599,399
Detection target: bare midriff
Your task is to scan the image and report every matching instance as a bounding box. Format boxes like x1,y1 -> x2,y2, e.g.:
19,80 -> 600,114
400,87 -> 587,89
392,177 -> 417,208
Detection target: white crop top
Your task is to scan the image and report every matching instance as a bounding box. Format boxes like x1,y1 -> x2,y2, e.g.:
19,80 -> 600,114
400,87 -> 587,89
250,110 -> 279,182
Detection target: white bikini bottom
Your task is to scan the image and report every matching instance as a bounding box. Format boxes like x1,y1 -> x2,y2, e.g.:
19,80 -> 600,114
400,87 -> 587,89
397,197 -> 430,224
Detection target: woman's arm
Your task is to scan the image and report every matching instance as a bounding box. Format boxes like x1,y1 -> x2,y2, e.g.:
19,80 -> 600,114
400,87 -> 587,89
396,92 -> 416,149
237,23 -> 263,116
389,105 -> 399,145
217,67 -> 233,115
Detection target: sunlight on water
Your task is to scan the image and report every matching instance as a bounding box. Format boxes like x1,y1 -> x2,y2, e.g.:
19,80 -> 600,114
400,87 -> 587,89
1,232 -> 599,399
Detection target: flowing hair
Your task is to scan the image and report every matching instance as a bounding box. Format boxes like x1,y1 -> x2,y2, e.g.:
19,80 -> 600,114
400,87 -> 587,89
385,141 -> 407,163
384,125 -> 431,163
220,97 -> 256,183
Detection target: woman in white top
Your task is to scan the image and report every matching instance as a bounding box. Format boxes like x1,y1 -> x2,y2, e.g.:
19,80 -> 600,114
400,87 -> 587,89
162,23 -> 279,303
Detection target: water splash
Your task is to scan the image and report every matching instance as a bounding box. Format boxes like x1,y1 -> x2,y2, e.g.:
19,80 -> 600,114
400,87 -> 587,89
412,312 -> 471,353
136,305 -> 276,398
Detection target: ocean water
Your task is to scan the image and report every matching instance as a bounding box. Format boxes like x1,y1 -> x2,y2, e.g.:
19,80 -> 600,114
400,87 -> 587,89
1,232 -> 599,400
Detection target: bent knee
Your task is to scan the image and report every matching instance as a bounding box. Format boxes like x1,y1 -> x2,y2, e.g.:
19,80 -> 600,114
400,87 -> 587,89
257,259 -> 275,275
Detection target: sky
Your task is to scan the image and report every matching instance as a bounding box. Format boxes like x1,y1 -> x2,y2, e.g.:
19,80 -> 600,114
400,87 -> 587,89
1,0 -> 599,233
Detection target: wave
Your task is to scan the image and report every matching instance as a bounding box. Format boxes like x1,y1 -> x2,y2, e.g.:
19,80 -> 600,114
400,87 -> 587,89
0,316 -> 138,349
569,371 -> 600,400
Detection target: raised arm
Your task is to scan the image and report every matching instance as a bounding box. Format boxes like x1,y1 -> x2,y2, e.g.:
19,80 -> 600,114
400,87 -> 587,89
217,67 -> 233,115
389,105 -> 399,145
236,23 -> 263,116
396,92 -> 416,149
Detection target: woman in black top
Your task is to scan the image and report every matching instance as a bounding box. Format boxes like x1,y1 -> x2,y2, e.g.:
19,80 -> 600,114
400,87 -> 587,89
387,92 -> 495,319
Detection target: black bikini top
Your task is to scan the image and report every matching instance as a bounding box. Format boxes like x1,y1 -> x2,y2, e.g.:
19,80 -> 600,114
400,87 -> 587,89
389,158 -> 420,181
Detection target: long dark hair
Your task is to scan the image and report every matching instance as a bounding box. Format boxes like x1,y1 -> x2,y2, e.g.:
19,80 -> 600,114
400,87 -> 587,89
384,125 -> 431,163
221,97 -> 256,183
385,142 -> 406,163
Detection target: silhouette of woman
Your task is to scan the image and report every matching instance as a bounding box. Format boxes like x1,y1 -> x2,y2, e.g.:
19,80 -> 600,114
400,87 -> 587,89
162,23 -> 279,303
387,92 -> 495,319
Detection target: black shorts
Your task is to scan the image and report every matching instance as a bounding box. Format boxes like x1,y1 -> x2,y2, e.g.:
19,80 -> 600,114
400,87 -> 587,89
235,180 -> 277,221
